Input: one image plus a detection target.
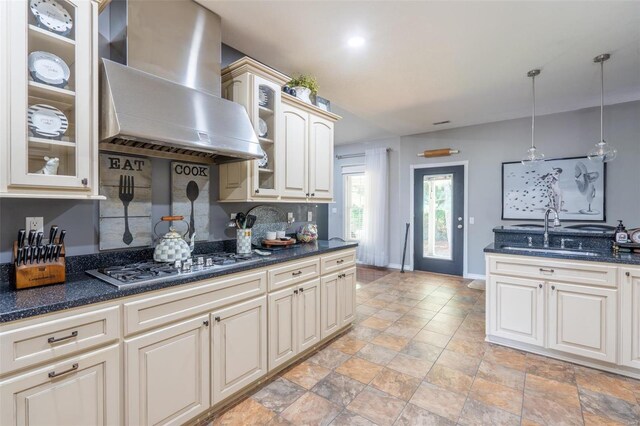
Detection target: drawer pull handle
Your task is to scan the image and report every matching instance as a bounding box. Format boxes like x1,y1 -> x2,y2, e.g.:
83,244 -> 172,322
539,268 -> 555,274
48,331 -> 78,344
48,363 -> 78,378
336,259 -> 344,264
292,271 -> 302,277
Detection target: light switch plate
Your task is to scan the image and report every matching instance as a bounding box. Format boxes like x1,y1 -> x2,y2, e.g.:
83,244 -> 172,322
332,207 -> 337,214
307,211 -> 313,221
26,217 -> 44,234
469,217 -> 475,225
288,212 -> 294,221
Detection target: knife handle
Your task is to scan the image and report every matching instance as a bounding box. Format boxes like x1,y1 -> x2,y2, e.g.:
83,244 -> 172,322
49,226 -> 58,245
16,248 -> 23,266
27,230 -> 36,246
18,229 -> 26,248
36,232 -> 43,247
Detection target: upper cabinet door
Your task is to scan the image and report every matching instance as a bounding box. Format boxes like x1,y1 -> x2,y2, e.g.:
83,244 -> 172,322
7,0 -> 94,191
308,115 -> 334,200
279,103 -> 308,199
251,76 -> 281,198
620,268 -> 640,369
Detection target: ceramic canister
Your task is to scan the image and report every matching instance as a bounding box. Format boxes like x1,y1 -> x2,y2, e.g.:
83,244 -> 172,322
237,229 -> 252,254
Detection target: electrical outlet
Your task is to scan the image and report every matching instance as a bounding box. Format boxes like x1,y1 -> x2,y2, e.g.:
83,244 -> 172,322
230,213 -> 237,219
307,211 -> 313,221
332,207 -> 337,214
287,212 -> 294,221
469,217 -> 475,225
26,217 -> 44,234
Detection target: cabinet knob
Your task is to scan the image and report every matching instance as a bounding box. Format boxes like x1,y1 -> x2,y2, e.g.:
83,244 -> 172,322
311,193 -> 315,197
294,289 -> 299,294
255,189 -> 260,194
306,193 -> 310,197
551,285 -> 556,291
203,320 -> 209,327
81,178 -> 88,186
299,287 -> 304,293
626,272 -> 631,277
214,316 -> 221,322
539,284 -> 543,288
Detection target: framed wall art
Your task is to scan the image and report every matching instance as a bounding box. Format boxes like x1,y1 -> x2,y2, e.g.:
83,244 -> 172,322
502,156 -> 606,221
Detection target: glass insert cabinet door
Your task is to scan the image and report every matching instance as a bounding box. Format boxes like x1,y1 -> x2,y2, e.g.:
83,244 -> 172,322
251,75 -> 280,197
413,165 -> 465,276
7,0 -> 94,190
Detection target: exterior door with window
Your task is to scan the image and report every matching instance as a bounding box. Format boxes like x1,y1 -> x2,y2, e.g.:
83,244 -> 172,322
414,166 -> 464,275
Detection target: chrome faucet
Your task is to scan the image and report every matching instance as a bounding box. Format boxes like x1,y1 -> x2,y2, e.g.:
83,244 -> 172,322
543,208 -> 561,248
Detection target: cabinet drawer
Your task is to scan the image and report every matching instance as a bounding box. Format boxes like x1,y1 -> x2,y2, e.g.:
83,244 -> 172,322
124,270 -> 267,336
268,258 -> 320,292
0,306 -> 119,375
488,255 -> 617,288
321,249 -> 356,275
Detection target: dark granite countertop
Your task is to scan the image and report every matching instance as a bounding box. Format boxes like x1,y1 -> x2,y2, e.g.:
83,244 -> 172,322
0,241 -> 358,324
493,226 -> 614,238
484,243 -> 640,266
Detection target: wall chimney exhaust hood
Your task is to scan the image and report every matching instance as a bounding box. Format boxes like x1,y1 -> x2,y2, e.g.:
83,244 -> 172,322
99,0 -> 261,163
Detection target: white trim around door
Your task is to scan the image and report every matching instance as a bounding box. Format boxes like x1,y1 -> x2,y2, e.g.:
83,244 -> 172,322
409,161 -> 469,278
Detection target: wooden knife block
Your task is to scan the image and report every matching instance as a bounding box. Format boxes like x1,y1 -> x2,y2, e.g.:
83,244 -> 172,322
13,240 -> 66,289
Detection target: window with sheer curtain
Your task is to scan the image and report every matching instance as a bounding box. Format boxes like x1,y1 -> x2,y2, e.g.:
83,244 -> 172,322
344,173 -> 365,240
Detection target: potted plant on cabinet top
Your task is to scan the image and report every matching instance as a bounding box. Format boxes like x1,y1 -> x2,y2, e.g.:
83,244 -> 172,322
287,74 -> 318,104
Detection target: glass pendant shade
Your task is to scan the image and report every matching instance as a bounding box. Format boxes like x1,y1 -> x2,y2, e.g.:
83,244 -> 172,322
521,69 -> 544,166
589,53 -> 617,163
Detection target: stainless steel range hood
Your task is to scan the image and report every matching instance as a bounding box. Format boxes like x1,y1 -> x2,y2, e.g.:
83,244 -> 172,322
99,0 -> 261,163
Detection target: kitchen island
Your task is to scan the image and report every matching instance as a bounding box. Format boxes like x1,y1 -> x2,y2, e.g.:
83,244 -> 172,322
484,228 -> 640,380
0,241 -> 357,426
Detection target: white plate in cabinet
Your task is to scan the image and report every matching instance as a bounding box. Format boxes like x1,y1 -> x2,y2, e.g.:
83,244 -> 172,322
0,306 -> 119,375
321,249 -> 356,275
621,268 -> 640,368
211,296 -> 267,405
268,257 -> 320,292
488,256 -> 617,288
124,315 -> 210,426
547,282 -> 617,363
123,270 -> 266,336
0,344 -> 120,426
488,275 -> 545,346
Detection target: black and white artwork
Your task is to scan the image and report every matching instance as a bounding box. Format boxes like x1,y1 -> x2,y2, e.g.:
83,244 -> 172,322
99,154 -> 153,250
171,162 -> 210,241
502,157 -> 606,221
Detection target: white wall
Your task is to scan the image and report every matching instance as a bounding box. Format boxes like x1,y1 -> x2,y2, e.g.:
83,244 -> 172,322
330,101 -> 640,276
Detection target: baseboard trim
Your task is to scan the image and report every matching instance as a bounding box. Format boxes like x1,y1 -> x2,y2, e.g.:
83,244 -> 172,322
387,263 -> 412,271
464,273 -> 486,280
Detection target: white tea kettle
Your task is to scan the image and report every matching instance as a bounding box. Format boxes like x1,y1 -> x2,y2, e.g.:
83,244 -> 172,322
153,216 -> 195,262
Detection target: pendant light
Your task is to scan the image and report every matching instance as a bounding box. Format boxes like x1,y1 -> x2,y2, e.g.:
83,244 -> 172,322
588,53 -> 617,162
521,69 -> 545,166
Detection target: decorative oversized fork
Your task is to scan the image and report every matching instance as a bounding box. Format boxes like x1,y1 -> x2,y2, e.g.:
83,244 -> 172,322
119,175 -> 134,245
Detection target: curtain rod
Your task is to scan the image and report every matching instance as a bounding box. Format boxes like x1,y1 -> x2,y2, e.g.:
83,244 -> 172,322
335,148 -> 391,160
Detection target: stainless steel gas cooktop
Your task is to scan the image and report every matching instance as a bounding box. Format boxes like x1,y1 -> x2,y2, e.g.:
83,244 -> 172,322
87,252 -> 262,288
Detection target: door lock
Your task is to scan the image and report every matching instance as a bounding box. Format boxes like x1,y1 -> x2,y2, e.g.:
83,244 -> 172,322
457,224 -> 463,229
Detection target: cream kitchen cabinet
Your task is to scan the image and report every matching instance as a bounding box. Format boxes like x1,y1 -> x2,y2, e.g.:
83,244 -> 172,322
0,0 -> 102,199
211,296 -> 267,405
268,279 -> 321,371
124,315 -> 210,426
488,275 -> 545,346
621,267 -> 640,369
321,266 -> 356,339
219,57 -> 339,202
547,281 -> 617,363
0,344 -> 120,426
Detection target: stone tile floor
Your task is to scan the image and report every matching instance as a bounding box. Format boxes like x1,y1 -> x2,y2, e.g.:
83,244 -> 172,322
202,269 -> 640,425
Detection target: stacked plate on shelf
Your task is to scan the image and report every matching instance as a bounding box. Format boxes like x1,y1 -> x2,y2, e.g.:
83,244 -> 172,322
30,0 -> 74,36
27,104 -> 68,139
259,86 -> 269,108
28,51 -> 70,88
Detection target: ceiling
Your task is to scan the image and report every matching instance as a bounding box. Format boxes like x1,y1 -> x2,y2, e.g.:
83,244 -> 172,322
197,1 -> 640,144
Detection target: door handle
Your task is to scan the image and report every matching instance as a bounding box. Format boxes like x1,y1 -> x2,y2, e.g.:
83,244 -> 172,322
457,224 -> 463,229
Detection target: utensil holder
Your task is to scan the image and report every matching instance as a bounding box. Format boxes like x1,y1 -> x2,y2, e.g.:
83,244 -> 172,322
236,229 -> 252,255
13,240 -> 66,289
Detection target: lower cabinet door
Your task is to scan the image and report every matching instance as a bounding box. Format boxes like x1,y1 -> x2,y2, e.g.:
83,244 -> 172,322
548,282 -> 617,363
321,273 -> 341,339
0,345 -> 119,426
268,287 -> 297,371
340,268 -> 357,325
621,267 -> 640,368
125,316 -> 210,426
298,279 -> 321,353
211,296 -> 267,404
488,275 -> 545,346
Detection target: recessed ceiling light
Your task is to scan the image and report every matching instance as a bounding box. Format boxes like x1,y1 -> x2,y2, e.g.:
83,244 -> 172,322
347,36 -> 365,48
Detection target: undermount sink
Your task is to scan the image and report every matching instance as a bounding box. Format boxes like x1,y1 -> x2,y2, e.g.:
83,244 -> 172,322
563,224 -> 616,231
500,245 -> 603,257
512,224 -> 544,228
